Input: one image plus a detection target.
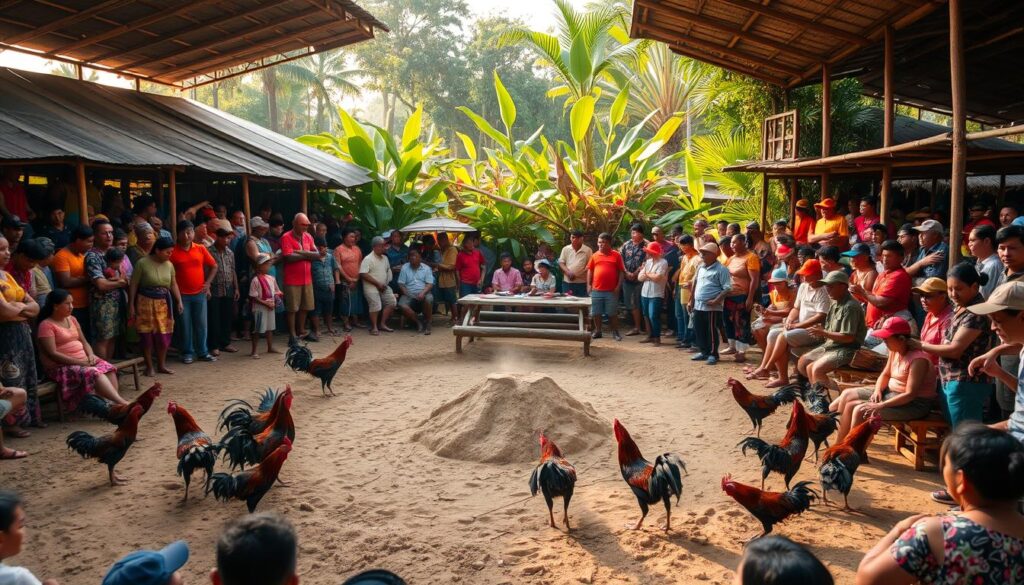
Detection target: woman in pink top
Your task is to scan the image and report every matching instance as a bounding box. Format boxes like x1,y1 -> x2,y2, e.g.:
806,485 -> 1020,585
830,316 -> 937,440
333,228 -> 364,330
914,277 -> 952,365
36,289 -> 128,412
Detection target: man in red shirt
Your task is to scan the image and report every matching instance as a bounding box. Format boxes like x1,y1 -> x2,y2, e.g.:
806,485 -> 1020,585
961,202 -> 996,253
850,239 -> 911,347
280,213 -> 322,344
454,236 -> 485,323
170,220 -> 218,364
792,199 -> 814,245
586,232 -> 626,341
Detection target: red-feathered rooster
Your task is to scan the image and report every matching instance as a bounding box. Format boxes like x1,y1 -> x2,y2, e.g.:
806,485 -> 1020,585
721,474 -> 817,541
284,335 -> 353,396
207,438 -> 292,512
819,415 -> 882,510
738,401 -> 810,490
168,401 -> 219,501
77,382 -> 162,425
220,388 -> 294,470
786,399 -> 840,462
727,378 -> 798,437
66,404 -> 143,486
613,419 -> 687,531
219,387 -> 287,435
528,433 -> 577,531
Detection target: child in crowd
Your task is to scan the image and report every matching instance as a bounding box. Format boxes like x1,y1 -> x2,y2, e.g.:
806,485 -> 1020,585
101,540 -> 189,585
735,535 -> 832,585
521,257 -> 537,284
310,236 -> 340,337
104,248 -> 128,303
113,229 -> 129,254
249,254 -> 282,359
0,490 -> 59,585
211,513 -> 297,585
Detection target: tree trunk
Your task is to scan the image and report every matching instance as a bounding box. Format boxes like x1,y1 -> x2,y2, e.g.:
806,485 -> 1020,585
213,82 -> 219,109
263,69 -> 279,133
384,91 -> 395,135
315,92 -> 326,133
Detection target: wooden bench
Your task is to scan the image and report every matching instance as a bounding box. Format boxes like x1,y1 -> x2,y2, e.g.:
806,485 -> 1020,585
37,356 -> 145,423
453,325 -> 592,355
890,412 -> 950,471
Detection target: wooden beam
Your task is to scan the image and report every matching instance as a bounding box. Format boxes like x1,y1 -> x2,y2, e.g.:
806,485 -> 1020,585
664,42 -> 786,86
966,125 -> 1024,141
880,166 -> 892,225
715,0 -> 870,46
300,181 -> 308,214
637,23 -> 805,77
56,0 -> 220,54
75,161 -> 89,226
169,168 -> 177,235
948,0 -> 966,269
1,0 -> 133,45
881,26 -> 894,225
242,174 -> 251,235
789,178 -> 798,226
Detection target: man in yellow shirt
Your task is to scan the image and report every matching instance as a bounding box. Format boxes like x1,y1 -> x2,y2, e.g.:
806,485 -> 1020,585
674,234 -> 702,348
810,197 -> 849,251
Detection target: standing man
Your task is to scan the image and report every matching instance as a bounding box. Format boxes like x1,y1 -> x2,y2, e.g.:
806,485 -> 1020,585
558,230 -> 592,297
207,220 -> 239,356
84,219 -> 128,360
360,236 -> 396,335
169,220 -> 218,364
435,233 -> 459,326
692,219 -> 717,246
397,249 -> 434,334
454,235 -> 486,323
688,242 -> 731,365
961,202 -> 996,254
793,199 -> 815,246
967,281 -> 1024,444
619,224 -> 648,336
999,206 -> 1018,229
674,235 -> 700,349
280,213 -> 321,345
586,232 -> 625,341
53,224 -> 94,331
384,230 -> 409,293
970,225 -> 1004,298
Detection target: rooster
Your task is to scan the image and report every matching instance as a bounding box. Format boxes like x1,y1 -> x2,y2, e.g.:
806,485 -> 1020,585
77,382 -> 162,425
613,419 -> 687,531
721,474 -> 818,541
168,401 -> 219,501
800,382 -> 832,415
219,387 -> 288,435
220,389 -> 294,471
786,400 -> 840,462
727,378 -> 798,437
738,401 -> 811,490
528,433 -> 577,531
207,438 -> 292,512
284,335 -> 353,396
819,415 -> 883,511
66,404 -> 143,486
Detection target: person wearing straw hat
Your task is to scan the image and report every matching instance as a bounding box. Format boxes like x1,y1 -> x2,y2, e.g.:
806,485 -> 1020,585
687,242 -> 731,365
793,199 -> 815,246
796,271 -> 867,393
809,197 -> 849,250
637,240 -> 668,345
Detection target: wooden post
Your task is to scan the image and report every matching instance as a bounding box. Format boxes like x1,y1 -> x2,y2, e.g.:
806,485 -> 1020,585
881,25 -> 894,226
930,178 -> 939,211
760,174 -> 769,229
155,170 -> 164,212
948,0 -> 966,269
999,174 -> 1007,205
300,181 -> 308,215
168,168 -> 177,235
242,175 -> 252,234
75,161 -> 88,225
789,178 -> 799,226
821,63 -> 831,200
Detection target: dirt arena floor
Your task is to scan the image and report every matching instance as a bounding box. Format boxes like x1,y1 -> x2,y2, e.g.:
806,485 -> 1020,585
3,327 -> 950,584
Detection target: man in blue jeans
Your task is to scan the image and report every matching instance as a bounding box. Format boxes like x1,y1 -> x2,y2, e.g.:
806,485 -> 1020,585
169,220 -> 218,364
587,232 -> 625,341
688,242 -> 731,365
673,235 -> 700,348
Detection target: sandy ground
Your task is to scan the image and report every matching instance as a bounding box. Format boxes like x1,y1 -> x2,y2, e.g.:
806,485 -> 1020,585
3,326 -> 951,585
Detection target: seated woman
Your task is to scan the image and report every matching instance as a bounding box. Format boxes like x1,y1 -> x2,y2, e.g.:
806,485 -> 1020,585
857,424 -> 1024,585
830,316 -> 936,441
0,385 -> 28,459
745,268 -> 795,378
529,259 -> 557,296
36,289 -> 129,413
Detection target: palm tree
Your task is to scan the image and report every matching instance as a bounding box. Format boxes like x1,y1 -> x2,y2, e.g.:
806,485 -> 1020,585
500,0 -> 648,171
261,68 -> 279,133
276,50 -> 362,133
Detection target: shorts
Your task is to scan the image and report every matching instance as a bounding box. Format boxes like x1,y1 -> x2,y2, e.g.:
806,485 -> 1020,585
851,387 -> 936,421
590,290 -> 618,317
313,289 -> 334,317
0,398 -> 10,418
459,283 -> 480,297
363,284 -> 397,312
802,345 -> 857,371
437,287 -> 457,305
785,328 -> 824,356
399,293 -> 434,312
622,280 -> 641,310
284,284 -> 315,312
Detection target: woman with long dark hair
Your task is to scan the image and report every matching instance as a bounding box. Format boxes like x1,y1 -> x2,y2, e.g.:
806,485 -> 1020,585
0,235 -> 39,432
128,237 -> 182,377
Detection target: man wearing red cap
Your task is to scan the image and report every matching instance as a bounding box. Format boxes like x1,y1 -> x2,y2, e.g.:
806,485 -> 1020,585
809,197 -> 849,250
637,241 -> 669,345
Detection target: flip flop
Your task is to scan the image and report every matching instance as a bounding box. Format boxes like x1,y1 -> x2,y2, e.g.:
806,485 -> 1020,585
0,447 -> 27,459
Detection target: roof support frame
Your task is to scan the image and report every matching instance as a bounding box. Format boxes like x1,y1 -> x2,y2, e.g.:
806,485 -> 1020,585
715,0 -> 870,45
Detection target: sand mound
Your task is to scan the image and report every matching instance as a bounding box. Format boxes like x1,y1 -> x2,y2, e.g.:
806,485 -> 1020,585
412,373 -> 610,464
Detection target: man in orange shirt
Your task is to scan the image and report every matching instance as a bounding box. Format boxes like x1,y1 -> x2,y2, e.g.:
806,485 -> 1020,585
809,197 -> 850,250
52,224 -> 94,331
169,220 -> 218,364
587,232 -> 626,341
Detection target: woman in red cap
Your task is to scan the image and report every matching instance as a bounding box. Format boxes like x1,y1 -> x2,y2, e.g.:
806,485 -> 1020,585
637,241 -> 668,345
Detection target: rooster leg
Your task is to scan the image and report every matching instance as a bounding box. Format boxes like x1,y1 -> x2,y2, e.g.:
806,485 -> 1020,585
109,467 -> 128,486
662,504 -> 672,532
548,506 -> 556,529
563,496 -> 572,532
628,502 -> 649,531
275,475 -> 290,487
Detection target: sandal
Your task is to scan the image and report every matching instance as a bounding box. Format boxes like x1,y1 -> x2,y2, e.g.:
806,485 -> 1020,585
0,447 -> 27,460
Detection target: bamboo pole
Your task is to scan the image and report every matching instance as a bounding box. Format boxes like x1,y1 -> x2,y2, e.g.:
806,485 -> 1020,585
821,63 -> 831,200
760,174 -> 769,229
789,178 -> 798,226
169,169 -> 177,235
999,174 -> 1007,205
966,125 -> 1024,141
75,161 -> 88,226
300,181 -> 308,215
881,25 -> 894,226
242,175 -> 252,234
949,0 -> 966,269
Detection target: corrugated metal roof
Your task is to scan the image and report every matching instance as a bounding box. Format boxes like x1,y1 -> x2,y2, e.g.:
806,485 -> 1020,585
0,68 -> 371,187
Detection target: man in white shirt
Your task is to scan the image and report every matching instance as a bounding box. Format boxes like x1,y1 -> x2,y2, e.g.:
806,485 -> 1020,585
359,236 -> 396,335
557,230 -> 592,297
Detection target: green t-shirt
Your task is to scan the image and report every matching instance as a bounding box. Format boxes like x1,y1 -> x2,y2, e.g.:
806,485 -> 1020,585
130,256 -> 176,289
823,292 -> 867,350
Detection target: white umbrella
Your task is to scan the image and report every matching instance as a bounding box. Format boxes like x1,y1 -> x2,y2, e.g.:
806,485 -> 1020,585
400,217 -> 475,233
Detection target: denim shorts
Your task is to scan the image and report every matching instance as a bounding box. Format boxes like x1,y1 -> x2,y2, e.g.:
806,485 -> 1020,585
591,290 -> 618,316
459,283 -> 480,297
437,286 -> 457,305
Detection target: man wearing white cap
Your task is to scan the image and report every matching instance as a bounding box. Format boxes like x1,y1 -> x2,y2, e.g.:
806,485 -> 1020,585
687,242 -> 731,365
906,219 -> 949,282
967,281 -> 1024,445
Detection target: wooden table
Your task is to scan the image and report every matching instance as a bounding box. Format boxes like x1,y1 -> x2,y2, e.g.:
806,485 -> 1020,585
452,294 -> 592,356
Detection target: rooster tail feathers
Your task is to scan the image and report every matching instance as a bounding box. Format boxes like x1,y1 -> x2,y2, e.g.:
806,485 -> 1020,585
178,444 -> 220,479
738,438 -> 789,469
206,472 -> 239,502
77,395 -> 112,420
66,431 -> 100,457
772,385 -> 799,405
219,427 -> 259,469
218,403 -> 254,433
738,437 -> 770,457
785,481 -> 819,511
528,467 -> 540,496
284,345 -> 314,373
256,388 -> 279,412
652,453 -> 686,502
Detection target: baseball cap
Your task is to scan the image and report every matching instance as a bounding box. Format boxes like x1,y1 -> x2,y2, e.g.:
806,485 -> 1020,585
796,259 -> 822,277
967,281 -> 1024,315
841,243 -> 872,258
816,270 -> 850,286
1012,216 -> 1024,228
212,219 -> 233,236
814,197 -> 837,209
776,244 -> 793,258
698,242 -> 720,255
912,277 -> 947,295
913,219 -> 944,234
796,198 -> 812,210
644,241 -> 663,255
872,316 -> 912,339
536,258 -> 551,268
1,215 -> 26,229
102,541 -> 189,585
250,216 -> 269,229
768,267 -> 789,283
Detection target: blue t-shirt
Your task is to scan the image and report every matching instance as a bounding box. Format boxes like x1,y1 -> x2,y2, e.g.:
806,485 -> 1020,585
693,261 -> 731,312
310,253 -> 337,292
398,262 -> 434,296
916,242 -> 949,280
